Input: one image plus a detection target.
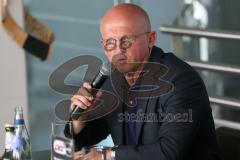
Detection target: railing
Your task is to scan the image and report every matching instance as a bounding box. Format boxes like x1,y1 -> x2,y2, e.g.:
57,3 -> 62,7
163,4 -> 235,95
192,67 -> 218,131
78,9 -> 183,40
160,25 -> 240,40
209,96 -> 240,110
186,61 -> 240,75
160,25 -> 240,130
215,118 -> 240,130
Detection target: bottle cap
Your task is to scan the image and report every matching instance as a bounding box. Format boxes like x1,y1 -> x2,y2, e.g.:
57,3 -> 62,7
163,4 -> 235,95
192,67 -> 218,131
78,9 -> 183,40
14,106 -> 25,125
4,123 -> 15,132
15,106 -> 23,113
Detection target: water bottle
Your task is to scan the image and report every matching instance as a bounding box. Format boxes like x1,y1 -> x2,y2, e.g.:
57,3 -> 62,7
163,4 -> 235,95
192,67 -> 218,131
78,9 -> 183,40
12,106 -> 32,160
0,124 -> 14,160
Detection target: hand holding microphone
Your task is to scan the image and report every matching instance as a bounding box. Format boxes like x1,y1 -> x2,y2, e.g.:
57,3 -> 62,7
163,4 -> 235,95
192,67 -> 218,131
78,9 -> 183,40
70,63 -> 111,120
70,82 -> 102,114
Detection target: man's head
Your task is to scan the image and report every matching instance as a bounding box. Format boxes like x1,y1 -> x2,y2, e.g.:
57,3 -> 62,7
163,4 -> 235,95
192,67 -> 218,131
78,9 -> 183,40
100,3 -> 157,74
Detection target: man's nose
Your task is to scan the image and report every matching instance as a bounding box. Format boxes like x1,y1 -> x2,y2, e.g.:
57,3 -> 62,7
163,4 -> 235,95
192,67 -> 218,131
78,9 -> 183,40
114,42 -> 127,54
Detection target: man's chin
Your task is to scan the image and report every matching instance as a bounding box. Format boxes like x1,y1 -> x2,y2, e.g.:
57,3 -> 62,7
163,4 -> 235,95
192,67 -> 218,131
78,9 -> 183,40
113,62 -> 142,74
114,64 -> 131,74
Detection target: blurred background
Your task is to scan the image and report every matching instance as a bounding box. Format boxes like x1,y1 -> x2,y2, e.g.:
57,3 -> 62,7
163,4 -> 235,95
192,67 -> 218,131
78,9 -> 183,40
0,0 -> 240,159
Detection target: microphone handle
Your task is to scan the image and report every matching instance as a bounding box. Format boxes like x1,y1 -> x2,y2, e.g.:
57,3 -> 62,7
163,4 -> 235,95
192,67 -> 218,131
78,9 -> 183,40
70,74 -> 108,120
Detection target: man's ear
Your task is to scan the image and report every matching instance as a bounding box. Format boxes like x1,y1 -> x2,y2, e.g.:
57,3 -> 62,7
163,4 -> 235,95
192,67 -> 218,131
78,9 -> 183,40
148,31 -> 157,48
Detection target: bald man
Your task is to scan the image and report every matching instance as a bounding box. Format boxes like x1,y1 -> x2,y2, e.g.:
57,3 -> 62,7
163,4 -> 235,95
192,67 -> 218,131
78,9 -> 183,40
69,3 -> 219,160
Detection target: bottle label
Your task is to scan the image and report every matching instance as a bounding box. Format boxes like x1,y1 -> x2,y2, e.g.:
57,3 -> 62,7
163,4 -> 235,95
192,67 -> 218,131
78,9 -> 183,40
11,133 -> 31,159
51,135 -> 73,160
14,119 -> 25,125
5,133 -> 13,150
12,136 -> 26,154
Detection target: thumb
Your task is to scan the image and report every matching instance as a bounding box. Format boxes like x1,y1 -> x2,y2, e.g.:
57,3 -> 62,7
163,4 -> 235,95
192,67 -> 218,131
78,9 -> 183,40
83,82 -> 92,90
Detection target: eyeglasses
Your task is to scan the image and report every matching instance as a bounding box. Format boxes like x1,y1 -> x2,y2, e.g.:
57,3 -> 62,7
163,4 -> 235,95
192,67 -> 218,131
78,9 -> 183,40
101,31 -> 150,52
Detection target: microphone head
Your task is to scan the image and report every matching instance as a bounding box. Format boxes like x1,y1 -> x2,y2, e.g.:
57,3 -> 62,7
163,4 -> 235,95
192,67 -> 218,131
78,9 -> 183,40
100,62 -> 112,76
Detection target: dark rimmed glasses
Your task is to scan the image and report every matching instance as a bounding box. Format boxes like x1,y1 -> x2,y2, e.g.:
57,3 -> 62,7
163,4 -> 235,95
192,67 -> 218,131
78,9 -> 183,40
101,31 -> 150,52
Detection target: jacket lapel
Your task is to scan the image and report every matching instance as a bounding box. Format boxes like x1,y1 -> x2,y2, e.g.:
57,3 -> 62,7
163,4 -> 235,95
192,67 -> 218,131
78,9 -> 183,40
135,46 -> 167,143
135,91 -> 154,142
103,77 -> 124,145
110,102 -> 124,145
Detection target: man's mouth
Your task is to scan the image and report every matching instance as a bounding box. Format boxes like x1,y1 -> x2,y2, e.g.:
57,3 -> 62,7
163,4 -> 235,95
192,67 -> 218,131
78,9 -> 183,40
113,54 -> 128,64
117,58 -> 127,64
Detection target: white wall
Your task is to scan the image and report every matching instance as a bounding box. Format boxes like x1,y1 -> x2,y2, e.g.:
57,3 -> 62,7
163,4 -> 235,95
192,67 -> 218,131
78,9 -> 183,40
0,0 -> 29,153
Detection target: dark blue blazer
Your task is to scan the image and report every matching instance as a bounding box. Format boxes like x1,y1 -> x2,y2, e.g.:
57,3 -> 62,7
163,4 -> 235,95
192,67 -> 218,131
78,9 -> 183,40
71,46 -> 219,160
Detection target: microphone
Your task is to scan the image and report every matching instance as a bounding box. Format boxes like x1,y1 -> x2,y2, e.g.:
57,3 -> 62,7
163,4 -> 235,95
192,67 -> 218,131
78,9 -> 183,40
71,62 -> 111,120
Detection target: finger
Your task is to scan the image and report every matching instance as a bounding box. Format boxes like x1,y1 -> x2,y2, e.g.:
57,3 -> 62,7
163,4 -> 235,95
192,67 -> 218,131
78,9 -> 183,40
83,149 -> 94,160
70,103 -> 77,112
74,152 -> 83,157
74,156 -> 81,160
90,149 -> 102,160
72,95 -> 92,107
90,91 -> 103,107
77,87 -> 93,101
95,91 -> 103,99
74,154 -> 82,160
73,88 -> 93,101
71,98 -> 88,110
73,93 -> 93,103
77,87 -> 92,97
83,82 -> 92,90
83,154 -> 92,160
74,150 -> 84,160
74,155 -> 82,160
